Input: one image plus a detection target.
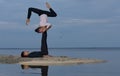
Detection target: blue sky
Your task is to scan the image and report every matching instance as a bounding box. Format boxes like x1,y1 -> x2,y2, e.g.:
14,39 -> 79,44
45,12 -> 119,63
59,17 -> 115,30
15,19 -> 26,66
0,0 -> 120,48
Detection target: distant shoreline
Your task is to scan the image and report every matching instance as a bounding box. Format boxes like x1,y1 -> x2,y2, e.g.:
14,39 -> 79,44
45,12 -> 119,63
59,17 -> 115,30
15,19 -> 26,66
0,47 -> 120,50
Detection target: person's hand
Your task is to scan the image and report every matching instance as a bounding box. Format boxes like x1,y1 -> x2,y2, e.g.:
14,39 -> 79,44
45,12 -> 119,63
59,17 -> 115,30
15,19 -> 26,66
46,2 -> 51,9
26,19 -> 30,25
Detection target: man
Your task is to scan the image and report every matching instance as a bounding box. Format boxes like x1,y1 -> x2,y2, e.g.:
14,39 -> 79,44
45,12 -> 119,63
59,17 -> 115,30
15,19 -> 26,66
26,2 -> 57,33
21,31 -> 50,57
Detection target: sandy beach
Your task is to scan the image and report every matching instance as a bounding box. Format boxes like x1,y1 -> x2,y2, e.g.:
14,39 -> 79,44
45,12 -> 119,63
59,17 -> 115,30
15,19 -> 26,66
0,55 -> 106,65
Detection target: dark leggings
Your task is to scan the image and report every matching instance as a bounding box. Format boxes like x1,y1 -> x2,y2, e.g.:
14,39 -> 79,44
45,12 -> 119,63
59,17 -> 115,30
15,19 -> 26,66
27,7 -> 57,19
41,31 -> 48,55
27,66 -> 48,76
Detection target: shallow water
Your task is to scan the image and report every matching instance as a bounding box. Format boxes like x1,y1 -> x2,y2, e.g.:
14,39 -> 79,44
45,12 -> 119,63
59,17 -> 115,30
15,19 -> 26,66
0,48 -> 120,76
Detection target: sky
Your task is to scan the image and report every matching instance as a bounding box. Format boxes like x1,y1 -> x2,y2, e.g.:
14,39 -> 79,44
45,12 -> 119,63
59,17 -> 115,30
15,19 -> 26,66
0,0 -> 120,48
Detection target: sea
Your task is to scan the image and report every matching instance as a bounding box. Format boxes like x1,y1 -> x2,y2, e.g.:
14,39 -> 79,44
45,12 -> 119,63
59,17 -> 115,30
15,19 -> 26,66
0,48 -> 120,76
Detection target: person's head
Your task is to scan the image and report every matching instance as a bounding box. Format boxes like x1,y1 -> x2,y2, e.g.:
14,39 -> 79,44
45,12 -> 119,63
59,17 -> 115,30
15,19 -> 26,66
21,51 -> 29,57
35,26 -> 46,33
21,65 -> 29,69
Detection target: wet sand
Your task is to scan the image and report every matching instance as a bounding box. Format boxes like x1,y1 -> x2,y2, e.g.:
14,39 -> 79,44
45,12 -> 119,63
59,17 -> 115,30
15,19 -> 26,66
0,55 -> 106,65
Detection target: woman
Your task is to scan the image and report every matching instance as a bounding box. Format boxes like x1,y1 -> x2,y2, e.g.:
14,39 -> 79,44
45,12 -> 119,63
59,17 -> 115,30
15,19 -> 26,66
26,2 -> 57,33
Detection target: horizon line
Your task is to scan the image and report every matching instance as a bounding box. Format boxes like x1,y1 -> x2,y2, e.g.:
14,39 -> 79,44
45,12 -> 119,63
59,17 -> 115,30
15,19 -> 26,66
1,47 -> 120,50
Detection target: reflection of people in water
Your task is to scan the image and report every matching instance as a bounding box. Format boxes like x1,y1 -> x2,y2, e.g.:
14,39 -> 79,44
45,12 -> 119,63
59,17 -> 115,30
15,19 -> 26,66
21,65 -> 48,76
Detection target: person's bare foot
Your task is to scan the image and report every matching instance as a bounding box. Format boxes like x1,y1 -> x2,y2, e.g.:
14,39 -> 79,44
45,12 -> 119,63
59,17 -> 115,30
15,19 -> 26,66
43,25 -> 52,32
46,25 -> 52,30
41,25 -> 52,33
46,2 -> 51,9
41,27 -> 46,33
37,26 -> 46,33
43,55 -> 53,58
26,19 -> 30,25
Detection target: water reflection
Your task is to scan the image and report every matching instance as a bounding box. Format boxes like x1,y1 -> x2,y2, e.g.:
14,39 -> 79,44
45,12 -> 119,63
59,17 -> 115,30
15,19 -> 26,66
21,65 -> 48,76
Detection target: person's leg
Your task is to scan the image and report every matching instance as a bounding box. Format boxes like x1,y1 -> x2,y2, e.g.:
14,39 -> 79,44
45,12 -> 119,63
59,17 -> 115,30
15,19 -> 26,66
46,8 -> 57,17
41,31 -> 48,55
27,7 -> 57,21
41,66 -> 48,76
45,2 -> 57,17
26,7 -> 45,25
27,7 -> 42,19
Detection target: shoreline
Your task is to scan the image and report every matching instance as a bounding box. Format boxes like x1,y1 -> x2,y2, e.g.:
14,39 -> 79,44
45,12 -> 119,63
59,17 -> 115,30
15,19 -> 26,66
0,55 -> 106,65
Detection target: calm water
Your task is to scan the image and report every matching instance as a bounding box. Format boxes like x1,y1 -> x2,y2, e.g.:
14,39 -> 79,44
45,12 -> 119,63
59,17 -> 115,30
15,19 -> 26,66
0,48 -> 120,76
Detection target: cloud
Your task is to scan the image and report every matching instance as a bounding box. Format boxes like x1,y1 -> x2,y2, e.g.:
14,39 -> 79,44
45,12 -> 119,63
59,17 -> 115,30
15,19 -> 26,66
0,21 -> 18,29
65,19 -> 110,24
61,17 -> 120,25
0,21 -> 40,31
0,21 -> 25,30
